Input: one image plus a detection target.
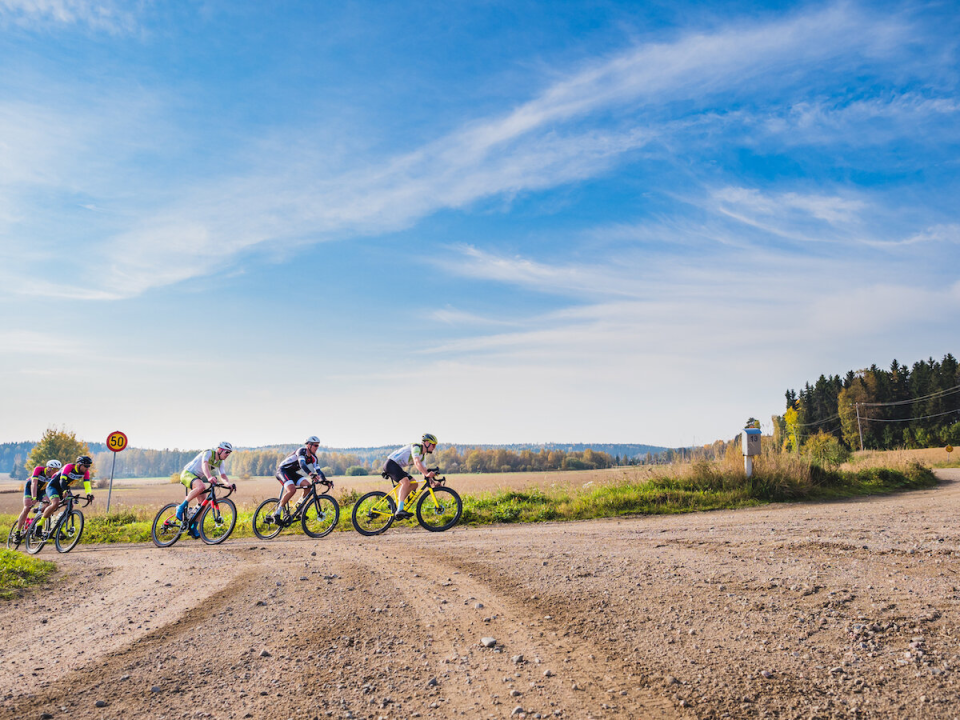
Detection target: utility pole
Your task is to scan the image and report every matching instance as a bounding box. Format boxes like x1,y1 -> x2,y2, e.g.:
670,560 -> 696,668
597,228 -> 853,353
855,403 -> 864,452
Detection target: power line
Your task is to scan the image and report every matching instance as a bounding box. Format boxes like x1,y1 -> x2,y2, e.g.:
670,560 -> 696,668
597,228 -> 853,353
858,408 -> 960,424
859,382 -> 960,407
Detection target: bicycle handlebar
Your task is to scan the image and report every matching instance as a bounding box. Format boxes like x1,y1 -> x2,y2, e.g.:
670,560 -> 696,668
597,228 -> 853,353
210,481 -> 236,500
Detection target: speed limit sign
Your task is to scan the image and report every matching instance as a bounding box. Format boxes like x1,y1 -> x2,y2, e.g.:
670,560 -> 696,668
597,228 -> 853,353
107,431 -> 128,453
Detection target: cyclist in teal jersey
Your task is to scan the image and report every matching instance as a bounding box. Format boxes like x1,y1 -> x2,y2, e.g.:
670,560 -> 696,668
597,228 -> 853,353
13,460 -> 61,545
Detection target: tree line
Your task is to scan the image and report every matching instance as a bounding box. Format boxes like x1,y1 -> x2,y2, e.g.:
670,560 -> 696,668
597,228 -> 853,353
3,438 -> 657,480
776,353 -> 960,451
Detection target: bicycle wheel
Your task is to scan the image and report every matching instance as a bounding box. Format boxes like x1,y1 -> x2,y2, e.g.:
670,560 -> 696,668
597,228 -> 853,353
301,494 -> 340,538
54,509 -> 85,553
6,520 -> 20,550
351,491 -> 396,536
25,518 -> 48,555
252,498 -> 284,540
199,498 -> 237,545
416,487 -> 463,532
151,503 -> 184,548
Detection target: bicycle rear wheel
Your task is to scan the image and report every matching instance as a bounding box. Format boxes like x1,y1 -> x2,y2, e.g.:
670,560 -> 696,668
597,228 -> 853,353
199,497 -> 237,545
416,487 -> 463,532
54,509 -> 84,553
252,498 -> 284,540
302,494 -> 340,538
6,520 -> 19,550
151,503 -> 184,548
351,491 -> 396,536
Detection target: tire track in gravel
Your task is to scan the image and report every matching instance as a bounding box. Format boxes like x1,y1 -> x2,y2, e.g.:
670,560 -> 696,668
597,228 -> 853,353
351,539 -> 679,719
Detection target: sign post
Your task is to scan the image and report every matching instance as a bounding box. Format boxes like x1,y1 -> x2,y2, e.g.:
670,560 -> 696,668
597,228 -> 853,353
105,431 -> 128,513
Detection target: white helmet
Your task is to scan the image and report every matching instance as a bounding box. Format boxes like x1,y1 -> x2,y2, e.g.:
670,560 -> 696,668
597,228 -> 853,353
305,436 -> 321,445
218,441 -> 234,451
46,459 -> 63,470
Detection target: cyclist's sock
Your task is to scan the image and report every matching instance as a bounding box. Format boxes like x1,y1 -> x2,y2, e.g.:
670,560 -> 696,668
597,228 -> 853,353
176,500 -> 188,520
397,500 -> 405,514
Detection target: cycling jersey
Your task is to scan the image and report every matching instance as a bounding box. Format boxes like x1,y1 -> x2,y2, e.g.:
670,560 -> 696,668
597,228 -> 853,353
182,449 -> 225,480
387,443 -> 427,469
48,463 -> 92,497
277,447 -> 321,481
25,466 -> 55,496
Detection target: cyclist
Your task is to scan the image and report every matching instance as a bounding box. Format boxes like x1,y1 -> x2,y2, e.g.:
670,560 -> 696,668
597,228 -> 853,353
40,456 -> 94,533
382,433 -> 438,520
176,442 -> 236,533
13,460 -> 61,545
270,436 -> 330,522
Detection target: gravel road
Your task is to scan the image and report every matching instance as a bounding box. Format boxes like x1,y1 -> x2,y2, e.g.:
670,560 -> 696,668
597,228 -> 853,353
1,469 -> 958,720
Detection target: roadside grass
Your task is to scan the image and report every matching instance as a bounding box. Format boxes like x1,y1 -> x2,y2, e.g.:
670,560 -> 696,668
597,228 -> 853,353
460,457 -> 937,525
0,549 -> 56,598
0,456 -> 938,543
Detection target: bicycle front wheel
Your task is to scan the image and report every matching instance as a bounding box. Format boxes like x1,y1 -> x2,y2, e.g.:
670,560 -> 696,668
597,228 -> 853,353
417,487 -> 463,532
199,498 -> 237,545
151,503 -> 184,548
25,519 -> 47,555
252,498 -> 283,540
54,509 -> 85,553
351,491 -> 396,536
302,495 -> 340,538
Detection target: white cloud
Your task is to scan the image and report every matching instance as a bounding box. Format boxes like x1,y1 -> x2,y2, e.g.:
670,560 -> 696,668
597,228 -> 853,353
0,0 -> 138,32
4,2 -> 930,299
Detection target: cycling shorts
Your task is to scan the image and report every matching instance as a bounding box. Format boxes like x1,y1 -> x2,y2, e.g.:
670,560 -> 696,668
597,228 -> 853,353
180,471 -> 208,491
382,459 -> 413,485
45,480 -> 65,500
275,469 -> 309,488
23,481 -> 45,500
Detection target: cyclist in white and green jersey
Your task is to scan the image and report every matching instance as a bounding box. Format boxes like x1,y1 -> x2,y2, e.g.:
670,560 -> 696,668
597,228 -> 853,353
176,442 -> 236,528
381,433 -> 438,520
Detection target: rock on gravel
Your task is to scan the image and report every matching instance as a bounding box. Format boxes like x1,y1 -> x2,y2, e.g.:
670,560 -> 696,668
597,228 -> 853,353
480,637 -> 497,648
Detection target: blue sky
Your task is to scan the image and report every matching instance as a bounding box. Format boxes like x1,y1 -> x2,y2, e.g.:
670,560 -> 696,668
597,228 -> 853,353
1,0 -> 958,450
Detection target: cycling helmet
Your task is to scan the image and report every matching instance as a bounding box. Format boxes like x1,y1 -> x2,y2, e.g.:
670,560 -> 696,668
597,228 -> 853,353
218,441 -> 234,451
422,433 -> 438,445
45,459 -> 62,470
305,436 -> 321,445
76,455 -> 92,466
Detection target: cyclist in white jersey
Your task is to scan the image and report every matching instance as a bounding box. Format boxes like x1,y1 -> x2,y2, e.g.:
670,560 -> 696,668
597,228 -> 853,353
382,433 -> 437,520
176,442 -> 236,529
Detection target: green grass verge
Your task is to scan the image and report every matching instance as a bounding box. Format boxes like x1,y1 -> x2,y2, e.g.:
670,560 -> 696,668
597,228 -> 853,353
0,549 -> 56,599
460,461 -> 937,525
0,462 -> 937,543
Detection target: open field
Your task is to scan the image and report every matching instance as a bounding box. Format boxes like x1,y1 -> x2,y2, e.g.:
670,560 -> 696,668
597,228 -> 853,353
0,466 -> 661,516
0,469 -> 958,719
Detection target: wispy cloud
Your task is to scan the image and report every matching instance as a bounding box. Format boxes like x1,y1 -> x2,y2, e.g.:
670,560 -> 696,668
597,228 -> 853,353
4,3 -> 935,299
0,0 -> 138,32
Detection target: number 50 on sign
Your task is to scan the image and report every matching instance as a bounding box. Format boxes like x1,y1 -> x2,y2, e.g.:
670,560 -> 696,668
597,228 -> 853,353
108,431 -> 128,452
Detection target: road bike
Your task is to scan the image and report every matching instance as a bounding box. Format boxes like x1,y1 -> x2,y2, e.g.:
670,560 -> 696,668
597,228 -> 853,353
351,467 -> 462,536
151,481 -> 237,547
24,492 -> 93,554
6,499 -> 50,551
252,478 -> 340,540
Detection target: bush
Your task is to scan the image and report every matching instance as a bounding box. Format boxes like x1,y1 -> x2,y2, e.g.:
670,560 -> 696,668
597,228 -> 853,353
169,472 -> 181,484
345,466 -> 368,476
802,430 -> 851,468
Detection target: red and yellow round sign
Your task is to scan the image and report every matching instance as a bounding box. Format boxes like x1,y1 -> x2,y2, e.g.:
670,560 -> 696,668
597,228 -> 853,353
107,431 -> 128,453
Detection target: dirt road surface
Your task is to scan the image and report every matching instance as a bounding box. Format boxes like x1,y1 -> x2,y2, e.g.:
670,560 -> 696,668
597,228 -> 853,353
1,469 -> 959,720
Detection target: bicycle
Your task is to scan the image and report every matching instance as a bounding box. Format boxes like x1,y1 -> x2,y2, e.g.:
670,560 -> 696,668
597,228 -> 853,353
6,500 -> 50,551
151,481 -> 238,547
24,492 -> 93,554
252,478 -> 340,540
351,467 -> 462,536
